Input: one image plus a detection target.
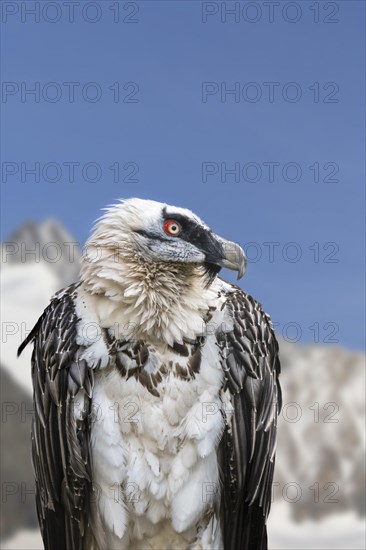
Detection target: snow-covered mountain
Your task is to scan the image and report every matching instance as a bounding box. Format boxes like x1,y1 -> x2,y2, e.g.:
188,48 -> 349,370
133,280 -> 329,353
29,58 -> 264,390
1,220 -> 82,544
1,220 -> 365,548
4,219 -> 81,284
268,341 -> 365,549
274,341 -> 365,519
1,220 -> 81,393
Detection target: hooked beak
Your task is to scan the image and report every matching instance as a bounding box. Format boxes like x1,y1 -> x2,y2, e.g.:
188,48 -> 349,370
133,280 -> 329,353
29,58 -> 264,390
204,233 -> 247,280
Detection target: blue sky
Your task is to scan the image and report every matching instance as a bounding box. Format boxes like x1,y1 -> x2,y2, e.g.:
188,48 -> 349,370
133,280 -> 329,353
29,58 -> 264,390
1,0 -> 365,350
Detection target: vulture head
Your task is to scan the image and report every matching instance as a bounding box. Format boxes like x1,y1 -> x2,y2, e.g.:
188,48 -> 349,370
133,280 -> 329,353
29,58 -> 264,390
82,198 -> 246,284
80,198 -> 246,342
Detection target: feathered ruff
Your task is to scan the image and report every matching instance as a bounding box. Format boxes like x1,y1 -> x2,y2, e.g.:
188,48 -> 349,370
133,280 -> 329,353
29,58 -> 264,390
80,237 -> 221,347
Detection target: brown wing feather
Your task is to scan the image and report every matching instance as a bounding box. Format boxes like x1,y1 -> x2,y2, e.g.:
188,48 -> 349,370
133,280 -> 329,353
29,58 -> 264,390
218,287 -> 282,550
18,283 -> 97,550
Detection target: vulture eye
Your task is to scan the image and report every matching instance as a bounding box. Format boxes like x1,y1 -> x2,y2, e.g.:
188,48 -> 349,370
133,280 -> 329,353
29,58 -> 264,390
164,220 -> 181,236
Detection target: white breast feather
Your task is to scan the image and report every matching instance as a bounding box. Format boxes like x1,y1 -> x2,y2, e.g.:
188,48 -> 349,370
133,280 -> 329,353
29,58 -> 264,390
74,280 -> 230,549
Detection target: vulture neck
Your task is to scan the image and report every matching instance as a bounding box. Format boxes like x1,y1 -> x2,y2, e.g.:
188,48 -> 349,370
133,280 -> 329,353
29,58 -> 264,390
80,244 -> 219,347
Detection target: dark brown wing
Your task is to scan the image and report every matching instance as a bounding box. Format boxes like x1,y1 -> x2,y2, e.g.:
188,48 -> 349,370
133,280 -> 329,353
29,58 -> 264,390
18,283 -> 96,550
217,287 -> 282,550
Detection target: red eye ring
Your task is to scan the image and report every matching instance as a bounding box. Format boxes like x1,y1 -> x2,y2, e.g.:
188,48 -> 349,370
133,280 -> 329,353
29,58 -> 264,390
164,220 -> 181,236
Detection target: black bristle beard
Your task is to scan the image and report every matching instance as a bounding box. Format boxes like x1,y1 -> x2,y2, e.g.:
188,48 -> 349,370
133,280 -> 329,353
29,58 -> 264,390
202,262 -> 222,288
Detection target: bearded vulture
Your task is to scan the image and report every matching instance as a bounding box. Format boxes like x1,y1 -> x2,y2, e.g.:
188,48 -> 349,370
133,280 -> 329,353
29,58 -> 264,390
19,198 -> 281,550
